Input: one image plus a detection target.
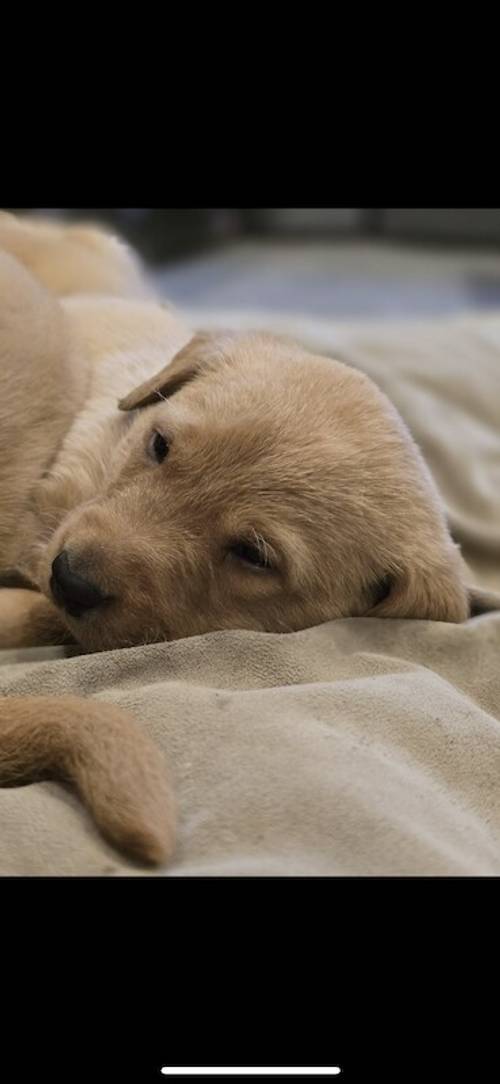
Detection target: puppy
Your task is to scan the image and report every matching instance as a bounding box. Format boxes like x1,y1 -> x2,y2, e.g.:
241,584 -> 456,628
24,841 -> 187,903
0,212 -> 483,865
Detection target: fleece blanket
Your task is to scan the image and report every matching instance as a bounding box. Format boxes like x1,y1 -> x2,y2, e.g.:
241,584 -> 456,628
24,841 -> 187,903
1,307 -> 500,876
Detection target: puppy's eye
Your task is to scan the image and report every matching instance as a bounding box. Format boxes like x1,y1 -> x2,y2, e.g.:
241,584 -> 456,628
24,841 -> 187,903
230,541 -> 272,570
148,430 -> 170,464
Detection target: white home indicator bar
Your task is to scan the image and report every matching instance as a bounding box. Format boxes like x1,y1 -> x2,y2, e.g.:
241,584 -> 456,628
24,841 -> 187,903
160,1070 -> 341,1077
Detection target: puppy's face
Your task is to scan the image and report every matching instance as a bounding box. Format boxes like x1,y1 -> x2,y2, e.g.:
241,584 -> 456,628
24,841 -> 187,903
40,331 -> 469,651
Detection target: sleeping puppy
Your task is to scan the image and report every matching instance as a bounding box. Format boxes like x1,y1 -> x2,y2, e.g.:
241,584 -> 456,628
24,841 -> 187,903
0,212 -> 484,865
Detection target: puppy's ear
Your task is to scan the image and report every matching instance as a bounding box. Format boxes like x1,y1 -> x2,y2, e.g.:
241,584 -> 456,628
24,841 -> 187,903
467,585 -> 500,617
118,331 -> 233,411
367,551 -> 470,623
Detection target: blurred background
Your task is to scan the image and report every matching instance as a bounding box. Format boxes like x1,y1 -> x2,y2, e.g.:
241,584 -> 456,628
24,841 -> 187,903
10,209 -> 500,319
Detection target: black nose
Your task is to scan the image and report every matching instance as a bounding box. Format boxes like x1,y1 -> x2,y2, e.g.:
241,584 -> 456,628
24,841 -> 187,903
50,551 -> 107,618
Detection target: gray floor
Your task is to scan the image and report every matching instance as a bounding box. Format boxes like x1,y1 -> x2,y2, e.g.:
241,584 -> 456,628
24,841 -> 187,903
152,238 -> 500,320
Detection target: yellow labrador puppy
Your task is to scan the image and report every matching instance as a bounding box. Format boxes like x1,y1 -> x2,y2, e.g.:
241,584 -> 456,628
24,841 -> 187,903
0,211 -> 483,865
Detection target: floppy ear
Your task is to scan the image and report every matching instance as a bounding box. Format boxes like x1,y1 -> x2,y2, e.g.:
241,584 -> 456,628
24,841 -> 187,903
118,331 -> 232,411
467,585 -> 500,617
366,547 -> 471,623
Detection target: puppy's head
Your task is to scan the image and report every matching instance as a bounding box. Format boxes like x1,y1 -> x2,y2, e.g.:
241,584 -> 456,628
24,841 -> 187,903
41,330 -> 470,650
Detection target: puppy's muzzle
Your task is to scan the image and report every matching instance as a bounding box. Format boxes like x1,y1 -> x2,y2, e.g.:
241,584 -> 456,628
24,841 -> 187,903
50,550 -> 109,618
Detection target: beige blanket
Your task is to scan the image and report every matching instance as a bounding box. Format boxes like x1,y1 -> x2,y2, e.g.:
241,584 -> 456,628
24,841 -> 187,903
2,308 -> 500,876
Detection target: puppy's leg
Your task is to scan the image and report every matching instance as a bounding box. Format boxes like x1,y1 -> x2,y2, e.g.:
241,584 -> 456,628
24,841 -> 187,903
0,696 -> 175,865
0,588 -> 71,649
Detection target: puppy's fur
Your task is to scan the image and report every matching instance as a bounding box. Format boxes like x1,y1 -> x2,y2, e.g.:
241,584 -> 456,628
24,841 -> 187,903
0,211 -> 484,864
